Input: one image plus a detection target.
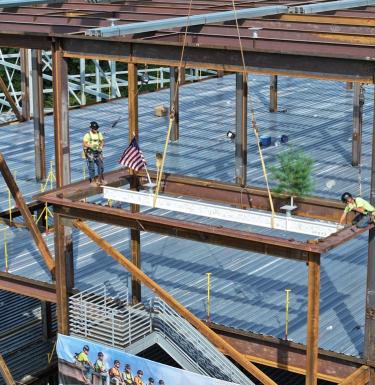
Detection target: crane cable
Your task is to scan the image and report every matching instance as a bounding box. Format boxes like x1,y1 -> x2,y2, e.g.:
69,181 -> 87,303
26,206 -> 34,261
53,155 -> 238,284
153,0 -> 193,207
231,0 -> 276,227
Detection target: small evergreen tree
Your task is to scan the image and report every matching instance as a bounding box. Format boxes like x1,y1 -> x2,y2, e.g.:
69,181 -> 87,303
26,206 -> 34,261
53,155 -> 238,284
270,148 -> 314,207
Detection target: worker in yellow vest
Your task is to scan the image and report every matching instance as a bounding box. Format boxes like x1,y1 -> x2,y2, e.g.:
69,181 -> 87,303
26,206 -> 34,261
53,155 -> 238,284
340,192 -> 375,228
83,121 -> 105,186
75,345 -> 94,384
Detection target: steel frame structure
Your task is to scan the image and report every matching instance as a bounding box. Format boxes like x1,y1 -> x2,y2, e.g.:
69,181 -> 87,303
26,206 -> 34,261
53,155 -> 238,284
1,1 -> 375,385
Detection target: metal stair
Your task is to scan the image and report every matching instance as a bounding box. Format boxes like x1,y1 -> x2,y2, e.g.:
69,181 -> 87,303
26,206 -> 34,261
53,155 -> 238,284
69,281 -> 254,385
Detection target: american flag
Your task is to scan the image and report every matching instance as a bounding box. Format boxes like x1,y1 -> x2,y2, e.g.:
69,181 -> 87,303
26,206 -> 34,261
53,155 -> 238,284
119,137 -> 147,171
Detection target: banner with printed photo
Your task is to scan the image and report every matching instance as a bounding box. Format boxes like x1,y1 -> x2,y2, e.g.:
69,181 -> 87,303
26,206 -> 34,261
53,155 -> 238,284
57,334 -> 239,385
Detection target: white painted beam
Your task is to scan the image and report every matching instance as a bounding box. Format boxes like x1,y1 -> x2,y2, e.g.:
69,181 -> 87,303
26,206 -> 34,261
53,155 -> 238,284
103,187 -> 341,238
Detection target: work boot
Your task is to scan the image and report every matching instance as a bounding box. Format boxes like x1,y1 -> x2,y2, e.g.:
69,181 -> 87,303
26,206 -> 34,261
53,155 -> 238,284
89,177 -> 97,187
98,175 -> 107,186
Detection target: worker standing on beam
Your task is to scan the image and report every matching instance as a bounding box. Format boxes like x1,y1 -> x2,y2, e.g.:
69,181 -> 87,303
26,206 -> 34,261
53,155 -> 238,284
83,121 -> 105,186
340,192 -> 375,228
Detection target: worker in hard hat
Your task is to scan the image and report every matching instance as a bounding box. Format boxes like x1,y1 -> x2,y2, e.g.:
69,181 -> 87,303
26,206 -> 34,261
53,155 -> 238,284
83,121 -> 105,186
75,345 -> 94,384
94,352 -> 109,385
340,192 -> 375,228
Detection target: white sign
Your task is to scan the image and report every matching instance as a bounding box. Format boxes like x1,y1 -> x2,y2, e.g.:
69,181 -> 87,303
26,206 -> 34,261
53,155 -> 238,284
103,187 -> 341,238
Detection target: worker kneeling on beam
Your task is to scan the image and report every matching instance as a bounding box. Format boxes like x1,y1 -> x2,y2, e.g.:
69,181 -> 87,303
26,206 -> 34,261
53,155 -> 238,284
340,192 -> 375,228
83,121 -> 106,186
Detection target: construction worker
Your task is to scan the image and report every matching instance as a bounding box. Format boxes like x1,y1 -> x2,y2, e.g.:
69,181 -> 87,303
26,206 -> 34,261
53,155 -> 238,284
122,363 -> 134,385
83,121 -> 105,186
109,360 -> 124,385
76,345 -> 94,384
340,192 -> 375,228
146,378 -> 154,385
94,352 -> 109,385
134,370 -> 144,385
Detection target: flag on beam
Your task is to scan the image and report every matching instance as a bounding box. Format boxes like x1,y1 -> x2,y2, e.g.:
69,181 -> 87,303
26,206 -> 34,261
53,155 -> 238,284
119,137 -> 147,171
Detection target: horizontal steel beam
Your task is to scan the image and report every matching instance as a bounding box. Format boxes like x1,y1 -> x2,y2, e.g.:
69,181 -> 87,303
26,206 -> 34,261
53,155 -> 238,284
51,203 -> 315,261
60,36 -> 375,82
0,272 -> 57,302
103,187 -> 341,237
210,323 -> 365,382
289,0 -> 375,14
0,0 -> 61,7
86,5 -> 288,37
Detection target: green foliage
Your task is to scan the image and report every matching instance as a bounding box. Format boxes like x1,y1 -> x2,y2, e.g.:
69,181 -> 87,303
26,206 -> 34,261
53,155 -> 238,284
270,148 -> 314,198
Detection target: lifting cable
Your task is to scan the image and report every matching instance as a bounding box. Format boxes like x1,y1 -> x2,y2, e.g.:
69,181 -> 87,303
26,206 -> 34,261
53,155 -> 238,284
153,0 -> 194,207
231,0 -> 276,227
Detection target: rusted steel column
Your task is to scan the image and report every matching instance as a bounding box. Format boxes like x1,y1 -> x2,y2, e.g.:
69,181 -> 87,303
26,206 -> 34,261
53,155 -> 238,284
41,300 -> 53,340
364,85 -> 375,385
52,40 -> 70,188
217,70 -> 224,78
306,252 -> 321,385
20,48 -> 30,121
128,62 -> 141,304
54,213 -> 72,335
352,83 -> 364,167
269,75 -> 278,112
32,49 -> 46,181
0,354 -> 15,385
52,41 -> 73,295
235,72 -> 248,186
170,67 -> 179,142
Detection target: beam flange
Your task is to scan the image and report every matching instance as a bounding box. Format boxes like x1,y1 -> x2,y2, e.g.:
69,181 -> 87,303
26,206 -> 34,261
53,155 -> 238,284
0,272 -> 56,303
338,365 -> 369,385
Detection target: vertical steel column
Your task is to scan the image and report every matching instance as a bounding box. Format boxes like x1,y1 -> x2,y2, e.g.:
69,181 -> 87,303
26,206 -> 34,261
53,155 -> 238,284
54,213 -> 70,334
306,253 -> 321,385
52,41 -> 71,188
346,82 -> 353,90
352,83 -> 364,167
217,70 -> 224,78
110,60 -> 117,98
128,63 -> 141,304
41,300 -> 52,340
20,48 -> 30,121
364,85 -> 375,384
269,75 -> 278,113
79,58 -> 86,105
31,49 -> 46,181
52,41 -> 74,327
235,73 -> 248,186
170,67 -> 179,142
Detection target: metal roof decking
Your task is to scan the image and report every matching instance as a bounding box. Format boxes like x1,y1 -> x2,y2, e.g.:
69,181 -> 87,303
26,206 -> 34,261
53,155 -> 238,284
0,74 -> 371,359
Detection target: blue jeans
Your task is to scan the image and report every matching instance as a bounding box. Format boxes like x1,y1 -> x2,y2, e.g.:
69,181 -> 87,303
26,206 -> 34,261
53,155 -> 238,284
87,151 -> 104,181
353,213 -> 373,228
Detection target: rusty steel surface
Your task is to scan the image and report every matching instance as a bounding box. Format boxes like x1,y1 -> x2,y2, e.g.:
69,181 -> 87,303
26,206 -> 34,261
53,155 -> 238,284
0,1 -> 374,79
0,272 -> 57,303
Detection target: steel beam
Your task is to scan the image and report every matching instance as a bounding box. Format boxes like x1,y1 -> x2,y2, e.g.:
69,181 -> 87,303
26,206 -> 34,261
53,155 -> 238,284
338,366 -> 370,385
41,300 -> 53,340
86,5 -> 288,37
20,48 -> 30,121
288,0 -> 375,14
0,0 -> 61,6
352,83 -> 364,167
54,213 -> 70,335
365,85 -> 375,385
51,202 -> 315,262
61,37 -> 375,82
52,40 -> 70,188
269,75 -> 278,113
0,272 -> 56,303
0,355 -> 15,385
52,40 -> 73,290
73,219 -> 277,385
306,253 -> 321,385
0,153 -> 54,273
128,62 -> 141,304
235,72 -> 247,186
170,66 -> 179,142
210,323 -> 363,383
31,49 -> 46,181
